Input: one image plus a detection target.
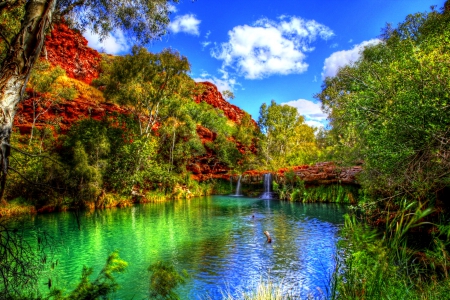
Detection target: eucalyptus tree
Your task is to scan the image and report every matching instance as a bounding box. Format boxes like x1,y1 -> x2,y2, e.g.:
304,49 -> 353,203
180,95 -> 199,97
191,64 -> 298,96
0,0 -> 178,198
99,46 -> 195,138
316,5 -> 450,200
258,100 -> 317,169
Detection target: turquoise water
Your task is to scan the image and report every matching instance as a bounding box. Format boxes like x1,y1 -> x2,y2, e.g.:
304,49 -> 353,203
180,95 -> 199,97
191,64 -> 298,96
26,196 -> 347,299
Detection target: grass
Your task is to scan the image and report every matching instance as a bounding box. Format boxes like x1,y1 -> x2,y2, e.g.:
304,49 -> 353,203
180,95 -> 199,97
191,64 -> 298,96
331,201 -> 450,300
278,183 -> 359,204
218,277 -> 329,300
0,197 -> 36,217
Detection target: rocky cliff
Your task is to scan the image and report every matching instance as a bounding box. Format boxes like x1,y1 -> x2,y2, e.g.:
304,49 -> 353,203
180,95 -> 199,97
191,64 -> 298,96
194,81 -> 254,125
44,22 -> 101,84
232,162 -> 361,185
15,22 -> 360,186
14,22 -> 251,181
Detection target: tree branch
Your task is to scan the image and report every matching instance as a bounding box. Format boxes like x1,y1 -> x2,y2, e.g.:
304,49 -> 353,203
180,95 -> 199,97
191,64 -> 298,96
8,166 -> 63,190
8,144 -> 63,166
59,0 -> 86,17
0,30 -> 10,50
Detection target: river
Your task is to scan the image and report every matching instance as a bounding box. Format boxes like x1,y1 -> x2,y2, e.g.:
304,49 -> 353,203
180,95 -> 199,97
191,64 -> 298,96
23,195 -> 347,299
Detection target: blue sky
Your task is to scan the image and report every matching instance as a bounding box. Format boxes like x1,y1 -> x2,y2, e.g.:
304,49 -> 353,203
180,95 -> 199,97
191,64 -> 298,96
84,0 -> 446,128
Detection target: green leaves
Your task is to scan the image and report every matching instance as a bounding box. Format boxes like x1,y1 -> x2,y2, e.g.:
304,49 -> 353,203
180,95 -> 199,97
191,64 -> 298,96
57,0 -> 178,45
97,46 -> 194,138
316,9 -> 450,200
258,100 -> 318,169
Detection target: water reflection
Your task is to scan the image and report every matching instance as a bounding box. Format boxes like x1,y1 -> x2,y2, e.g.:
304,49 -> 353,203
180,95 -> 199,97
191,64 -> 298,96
26,196 -> 346,299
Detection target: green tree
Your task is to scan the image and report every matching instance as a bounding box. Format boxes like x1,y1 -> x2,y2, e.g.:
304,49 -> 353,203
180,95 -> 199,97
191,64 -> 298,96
98,47 -> 195,138
0,0 -> 178,199
27,60 -> 76,145
157,98 -> 204,173
316,5 -> 450,200
221,90 -> 235,101
258,100 -> 318,169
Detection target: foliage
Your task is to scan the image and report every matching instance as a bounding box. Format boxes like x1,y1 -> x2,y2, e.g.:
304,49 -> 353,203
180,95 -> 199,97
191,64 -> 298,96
220,280 -> 287,300
0,0 -> 179,201
6,130 -> 69,207
26,60 -> 77,144
96,46 -> 195,137
0,218 -> 49,298
316,7 -> 450,200
258,100 -> 319,169
49,251 -> 127,299
2,38 -> 262,206
333,209 -> 450,300
274,169 -> 358,203
221,90 -> 235,100
57,0 -> 179,45
28,60 -> 77,101
148,261 -> 188,300
0,2 -> 24,64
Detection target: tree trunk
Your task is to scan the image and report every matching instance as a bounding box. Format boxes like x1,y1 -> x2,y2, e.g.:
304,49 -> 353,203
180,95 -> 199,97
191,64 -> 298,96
0,0 -> 56,199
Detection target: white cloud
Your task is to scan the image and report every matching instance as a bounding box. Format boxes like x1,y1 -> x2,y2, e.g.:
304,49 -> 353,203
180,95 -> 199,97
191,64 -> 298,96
330,43 -> 338,48
167,3 -> 177,13
322,38 -> 381,79
282,99 -> 328,128
205,30 -> 211,39
83,30 -> 129,54
211,16 -> 334,79
169,14 -> 201,36
201,41 -> 211,49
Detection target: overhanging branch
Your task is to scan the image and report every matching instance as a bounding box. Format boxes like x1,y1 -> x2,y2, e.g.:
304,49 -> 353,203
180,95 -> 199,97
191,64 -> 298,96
59,0 -> 86,17
8,144 -> 63,166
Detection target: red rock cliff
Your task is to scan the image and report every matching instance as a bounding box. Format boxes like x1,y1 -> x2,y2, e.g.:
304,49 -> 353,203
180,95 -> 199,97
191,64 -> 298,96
195,81 -> 256,125
17,23 -> 265,183
45,22 -> 101,84
231,162 -> 361,185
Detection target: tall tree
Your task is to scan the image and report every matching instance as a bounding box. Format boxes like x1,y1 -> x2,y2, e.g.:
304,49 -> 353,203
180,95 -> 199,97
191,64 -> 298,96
98,46 -> 194,138
316,6 -> 450,200
258,100 -> 317,169
0,0 -> 177,198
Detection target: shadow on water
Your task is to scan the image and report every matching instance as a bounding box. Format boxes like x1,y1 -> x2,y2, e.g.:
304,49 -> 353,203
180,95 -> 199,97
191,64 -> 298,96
23,196 -> 347,299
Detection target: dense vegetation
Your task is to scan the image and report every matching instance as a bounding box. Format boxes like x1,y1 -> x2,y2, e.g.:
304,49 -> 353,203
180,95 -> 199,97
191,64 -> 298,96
315,3 -> 450,299
1,0 -> 450,299
3,48 -> 265,211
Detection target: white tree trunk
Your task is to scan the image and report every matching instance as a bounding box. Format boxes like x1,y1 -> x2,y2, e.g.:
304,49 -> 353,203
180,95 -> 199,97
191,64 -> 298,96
0,0 -> 56,198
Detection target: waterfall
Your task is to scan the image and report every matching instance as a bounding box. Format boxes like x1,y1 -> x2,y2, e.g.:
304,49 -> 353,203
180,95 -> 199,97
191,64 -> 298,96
231,175 -> 243,196
260,173 -> 274,199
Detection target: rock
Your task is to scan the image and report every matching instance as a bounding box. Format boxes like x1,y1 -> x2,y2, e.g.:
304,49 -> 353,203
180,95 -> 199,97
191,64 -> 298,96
234,162 -> 362,185
195,81 -> 257,126
45,22 -> 102,84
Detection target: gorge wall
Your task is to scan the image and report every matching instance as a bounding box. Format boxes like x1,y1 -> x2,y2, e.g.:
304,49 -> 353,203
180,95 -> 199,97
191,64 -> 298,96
232,162 -> 362,186
14,22 -> 361,186
14,22 -> 250,182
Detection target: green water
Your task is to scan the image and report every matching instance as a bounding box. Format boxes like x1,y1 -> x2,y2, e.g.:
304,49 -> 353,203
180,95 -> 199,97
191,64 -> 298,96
24,196 -> 347,299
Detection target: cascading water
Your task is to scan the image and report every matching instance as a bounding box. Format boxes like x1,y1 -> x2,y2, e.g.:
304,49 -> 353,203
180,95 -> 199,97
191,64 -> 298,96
260,173 -> 275,199
231,175 -> 243,196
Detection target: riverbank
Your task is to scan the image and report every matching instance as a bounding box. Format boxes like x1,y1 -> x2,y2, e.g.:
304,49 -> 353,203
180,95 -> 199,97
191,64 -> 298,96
0,179 -> 233,218
0,179 -> 361,218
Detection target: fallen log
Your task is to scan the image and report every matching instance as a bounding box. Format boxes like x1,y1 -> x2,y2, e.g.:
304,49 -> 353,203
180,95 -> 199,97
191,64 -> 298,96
264,231 -> 272,243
